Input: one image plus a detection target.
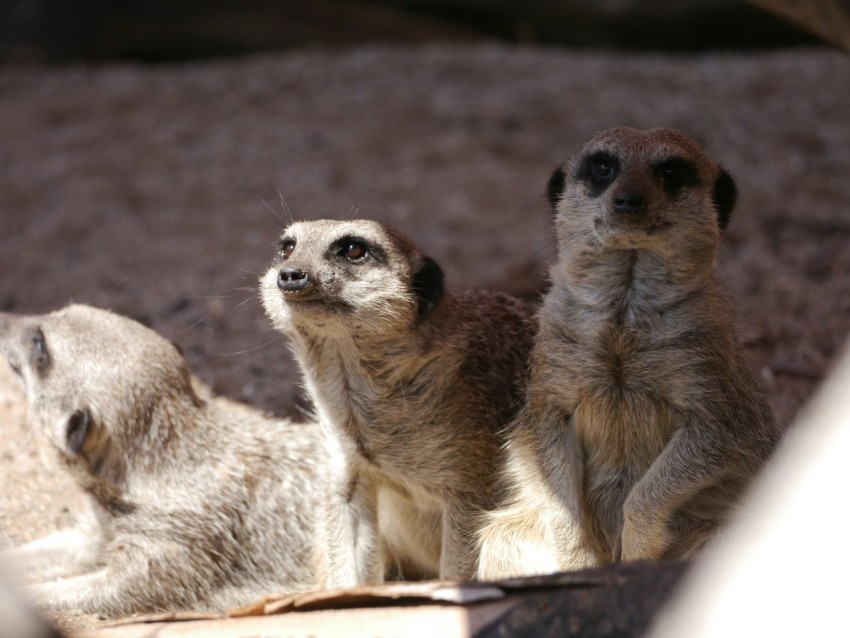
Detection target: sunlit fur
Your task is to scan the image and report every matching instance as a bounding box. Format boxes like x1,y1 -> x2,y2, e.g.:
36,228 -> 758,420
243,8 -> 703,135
477,128 -> 780,578
0,305 -> 324,616
260,219 -> 535,585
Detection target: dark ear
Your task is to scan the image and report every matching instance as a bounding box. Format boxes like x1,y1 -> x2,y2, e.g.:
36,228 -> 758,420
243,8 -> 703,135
411,256 -> 444,320
546,166 -> 567,213
65,408 -> 91,456
712,168 -> 737,231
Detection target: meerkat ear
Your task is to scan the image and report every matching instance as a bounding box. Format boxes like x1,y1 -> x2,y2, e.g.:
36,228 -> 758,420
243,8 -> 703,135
712,168 -> 737,231
64,408 -> 91,456
547,166 -> 567,213
412,256 -> 444,319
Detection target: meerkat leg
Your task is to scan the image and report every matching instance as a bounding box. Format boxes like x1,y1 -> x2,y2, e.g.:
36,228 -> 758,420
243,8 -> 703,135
477,416 -> 596,579
6,528 -> 103,584
23,569 -> 130,614
6,500 -> 107,583
378,489 -> 441,580
320,473 -> 382,589
440,501 -> 484,580
476,499 -> 562,580
620,425 -> 725,561
20,540 -> 202,615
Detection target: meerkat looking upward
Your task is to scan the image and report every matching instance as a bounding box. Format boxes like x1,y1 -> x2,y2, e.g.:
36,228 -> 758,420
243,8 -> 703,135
260,219 -> 535,586
477,127 -> 780,579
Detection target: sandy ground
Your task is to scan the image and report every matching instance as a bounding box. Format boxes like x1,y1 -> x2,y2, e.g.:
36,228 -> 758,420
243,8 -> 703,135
0,43 -> 848,632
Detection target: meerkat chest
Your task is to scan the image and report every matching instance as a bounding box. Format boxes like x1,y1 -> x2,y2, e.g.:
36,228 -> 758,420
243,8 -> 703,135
571,324 -> 679,470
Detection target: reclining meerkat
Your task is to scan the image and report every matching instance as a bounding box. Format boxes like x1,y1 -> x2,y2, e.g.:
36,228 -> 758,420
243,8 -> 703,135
477,127 -> 780,578
0,304 -> 323,616
259,219 -> 535,585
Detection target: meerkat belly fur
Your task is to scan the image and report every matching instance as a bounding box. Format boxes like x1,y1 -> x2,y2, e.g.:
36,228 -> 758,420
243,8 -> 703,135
260,220 -> 535,585
477,127 -> 780,578
0,305 -> 323,616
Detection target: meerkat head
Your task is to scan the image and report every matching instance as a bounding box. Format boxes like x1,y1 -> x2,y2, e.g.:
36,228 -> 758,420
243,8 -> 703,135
0,304 -> 196,479
548,127 -> 737,259
260,219 -> 444,336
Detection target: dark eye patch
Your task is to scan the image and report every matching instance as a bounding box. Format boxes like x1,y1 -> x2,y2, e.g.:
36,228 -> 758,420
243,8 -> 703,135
655,157 -> 698,194
278,238 -> 295,260
29,327 -> 51,376
332,235 -> 384,265
576,152 -> 620,197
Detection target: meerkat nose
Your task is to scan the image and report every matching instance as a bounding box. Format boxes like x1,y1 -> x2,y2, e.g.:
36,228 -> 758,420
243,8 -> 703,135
277,267 -> 310,292
613,192 -> 646,215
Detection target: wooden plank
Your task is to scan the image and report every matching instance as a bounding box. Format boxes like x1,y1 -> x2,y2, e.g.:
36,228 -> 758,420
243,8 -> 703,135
76,602 -> 514,638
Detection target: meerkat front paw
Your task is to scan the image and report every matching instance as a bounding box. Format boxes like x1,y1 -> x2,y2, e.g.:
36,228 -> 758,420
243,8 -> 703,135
620,506 -> 671,561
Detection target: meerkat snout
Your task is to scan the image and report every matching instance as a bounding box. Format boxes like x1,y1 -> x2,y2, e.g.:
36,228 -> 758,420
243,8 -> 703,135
277,266 -> 311,293
612,180 -> 647,216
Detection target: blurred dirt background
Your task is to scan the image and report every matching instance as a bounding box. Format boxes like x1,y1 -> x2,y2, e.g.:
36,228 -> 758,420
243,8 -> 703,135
0,1 -> 848,634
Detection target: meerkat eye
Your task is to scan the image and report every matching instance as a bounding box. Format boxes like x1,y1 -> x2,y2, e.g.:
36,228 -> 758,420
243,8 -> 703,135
278,239 -> 295,260
591,161 -> 613,181
581,153 -> 618,188
29,328 -> 51,376
658,158 -> 697,193
342,241 -> 368,262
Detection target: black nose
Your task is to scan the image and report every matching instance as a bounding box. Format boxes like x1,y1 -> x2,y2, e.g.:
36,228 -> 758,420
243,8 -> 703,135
613,192 -> 645,215
277,267 -> 310,292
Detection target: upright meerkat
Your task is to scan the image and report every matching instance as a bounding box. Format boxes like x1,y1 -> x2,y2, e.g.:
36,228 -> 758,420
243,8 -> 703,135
0,304 -> 323,616
477,127 -> 780,578
260,219 -> 535,585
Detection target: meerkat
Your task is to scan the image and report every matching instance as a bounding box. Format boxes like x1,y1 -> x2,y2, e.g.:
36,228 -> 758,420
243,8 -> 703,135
0,563 -> 63,638
476,127 -> 780,578
0,304 -> 324,616
259,219 -> 535,586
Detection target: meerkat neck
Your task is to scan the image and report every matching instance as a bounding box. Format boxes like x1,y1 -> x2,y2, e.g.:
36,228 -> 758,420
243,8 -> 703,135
287,324 -> 428,439
553,247 -> 716,321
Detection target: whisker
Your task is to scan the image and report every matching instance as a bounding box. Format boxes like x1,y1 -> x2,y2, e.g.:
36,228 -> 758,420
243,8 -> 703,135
177,314 -> 209,334
231,295 -> 256,311
191,292 -> 253,300
237,267 -> 263,279
215,334 -> 283,357
258,194 -> 285,225
717,248 -> 758,276
275,182 -> 295,224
